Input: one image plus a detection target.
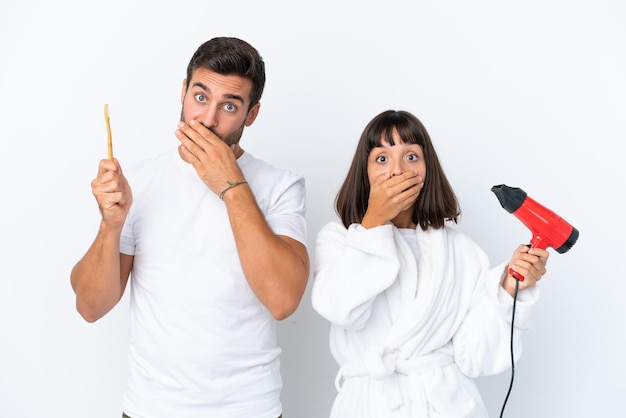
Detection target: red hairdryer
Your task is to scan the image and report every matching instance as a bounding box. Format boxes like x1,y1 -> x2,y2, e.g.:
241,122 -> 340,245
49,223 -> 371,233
491,184 -> 579,281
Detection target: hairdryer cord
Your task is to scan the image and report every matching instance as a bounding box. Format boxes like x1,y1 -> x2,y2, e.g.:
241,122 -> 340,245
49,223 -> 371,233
499,277 -> 519,418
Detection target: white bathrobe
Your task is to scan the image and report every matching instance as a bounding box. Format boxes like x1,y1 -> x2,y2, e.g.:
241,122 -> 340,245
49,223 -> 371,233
311,221 -> 539,418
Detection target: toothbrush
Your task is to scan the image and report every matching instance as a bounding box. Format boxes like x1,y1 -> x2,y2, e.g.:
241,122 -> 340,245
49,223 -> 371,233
104,104 -> 113,160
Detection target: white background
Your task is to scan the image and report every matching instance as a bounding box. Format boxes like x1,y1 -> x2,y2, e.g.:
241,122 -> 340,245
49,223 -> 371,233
1,1 -> 624,417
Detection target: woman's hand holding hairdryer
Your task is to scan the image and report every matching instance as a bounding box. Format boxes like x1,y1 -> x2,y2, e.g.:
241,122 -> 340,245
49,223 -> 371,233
502,244 -> 550,296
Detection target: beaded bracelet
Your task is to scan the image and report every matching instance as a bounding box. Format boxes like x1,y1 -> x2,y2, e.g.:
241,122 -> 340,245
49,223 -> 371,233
219,179 -> 248,200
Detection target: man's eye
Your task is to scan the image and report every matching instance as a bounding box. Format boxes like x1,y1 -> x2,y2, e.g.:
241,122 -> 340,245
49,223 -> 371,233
195,94 -> 206,103
224,103 -> 236,112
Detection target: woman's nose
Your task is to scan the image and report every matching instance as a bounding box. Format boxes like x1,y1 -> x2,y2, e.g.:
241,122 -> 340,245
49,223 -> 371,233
390,161 -> 405,176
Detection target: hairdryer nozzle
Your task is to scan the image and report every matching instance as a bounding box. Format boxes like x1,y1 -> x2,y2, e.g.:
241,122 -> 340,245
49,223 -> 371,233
491,184 -> 526,213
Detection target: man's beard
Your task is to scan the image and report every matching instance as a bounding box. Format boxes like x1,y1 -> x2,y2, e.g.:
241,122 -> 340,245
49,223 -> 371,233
179,108 -> 246,147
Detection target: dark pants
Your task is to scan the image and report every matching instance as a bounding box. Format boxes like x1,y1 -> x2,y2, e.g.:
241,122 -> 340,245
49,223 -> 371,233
123,413 -> 282,417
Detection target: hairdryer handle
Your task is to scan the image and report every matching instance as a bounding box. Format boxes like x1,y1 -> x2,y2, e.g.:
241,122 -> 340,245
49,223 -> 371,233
508,267 -> 525,281
508,241 -> 542,282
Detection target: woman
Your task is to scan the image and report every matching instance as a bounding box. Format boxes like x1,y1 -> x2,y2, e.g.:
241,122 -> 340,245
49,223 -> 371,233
311,110 -> 549,417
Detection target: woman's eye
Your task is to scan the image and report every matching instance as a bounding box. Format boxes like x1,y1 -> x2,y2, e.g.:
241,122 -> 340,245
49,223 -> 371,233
195,94 -> 206,103
376,156 -> 387,163
407,154 -> 418,161
224,103 -> 236,112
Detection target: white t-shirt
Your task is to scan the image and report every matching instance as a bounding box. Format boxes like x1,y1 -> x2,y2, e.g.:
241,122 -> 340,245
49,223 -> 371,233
119,147 -> 307,418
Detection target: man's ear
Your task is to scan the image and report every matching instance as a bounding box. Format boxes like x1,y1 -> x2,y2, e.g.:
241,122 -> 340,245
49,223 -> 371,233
180,79 -> 187,104
245,102 -> 261,127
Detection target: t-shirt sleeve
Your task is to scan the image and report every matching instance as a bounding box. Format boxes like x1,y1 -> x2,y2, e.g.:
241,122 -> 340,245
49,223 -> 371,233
119,209 -> 136,256
265,173 -> 307,246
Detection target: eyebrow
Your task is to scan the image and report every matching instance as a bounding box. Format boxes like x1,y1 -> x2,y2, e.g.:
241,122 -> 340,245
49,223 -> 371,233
191,82 -> 246,104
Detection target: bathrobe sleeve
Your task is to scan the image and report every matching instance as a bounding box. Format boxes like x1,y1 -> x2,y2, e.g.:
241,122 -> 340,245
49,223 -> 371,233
452,235 -> 540,378
312,222 -> 401,330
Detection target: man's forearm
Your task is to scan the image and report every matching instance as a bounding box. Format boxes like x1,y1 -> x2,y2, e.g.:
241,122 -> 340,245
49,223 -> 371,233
223,185 -> 309,320
70,223 -> 127,322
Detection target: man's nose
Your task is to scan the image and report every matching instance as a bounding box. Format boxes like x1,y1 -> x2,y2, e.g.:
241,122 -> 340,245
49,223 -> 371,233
198,107 -> 218,128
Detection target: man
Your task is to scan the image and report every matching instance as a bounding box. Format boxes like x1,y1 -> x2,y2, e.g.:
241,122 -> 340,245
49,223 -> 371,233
71,37 -> 309,418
